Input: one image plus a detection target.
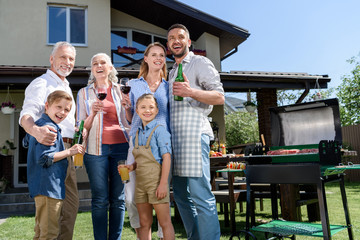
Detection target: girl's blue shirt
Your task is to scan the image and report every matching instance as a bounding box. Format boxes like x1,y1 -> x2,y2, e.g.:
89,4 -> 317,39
128,77 -> 170,137
133,120 -> 171,164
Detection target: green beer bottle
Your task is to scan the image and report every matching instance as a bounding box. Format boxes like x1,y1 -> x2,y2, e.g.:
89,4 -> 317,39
174,63 -> 184,101
73,120 -> 84,145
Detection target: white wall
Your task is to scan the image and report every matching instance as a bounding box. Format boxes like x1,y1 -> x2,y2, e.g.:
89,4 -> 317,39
111,9 -> 167,37
195,33 -> 221,71
0,0 -> 111,67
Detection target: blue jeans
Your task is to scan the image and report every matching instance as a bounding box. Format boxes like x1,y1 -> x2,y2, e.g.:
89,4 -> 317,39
84,143 -> 129,240
172,134 -> 221,240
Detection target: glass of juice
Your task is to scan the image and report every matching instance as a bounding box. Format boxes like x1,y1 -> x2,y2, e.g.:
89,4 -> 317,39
118,160 -> 129,183
74,153 -> 84,168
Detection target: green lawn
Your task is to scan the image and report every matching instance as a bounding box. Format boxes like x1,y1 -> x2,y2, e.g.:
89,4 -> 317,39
0,182 -> 359,239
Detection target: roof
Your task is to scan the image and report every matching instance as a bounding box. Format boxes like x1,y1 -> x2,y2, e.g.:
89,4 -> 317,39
0,66 -> 139,91
110,0 -> 250,57
220,71 -> 331,92
0,66 -> 331,92
224,95 -> 247,114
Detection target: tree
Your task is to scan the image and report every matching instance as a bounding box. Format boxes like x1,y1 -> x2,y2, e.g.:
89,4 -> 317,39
277,88 -> 334,106
225,111 -> 259,147
337,56 -> 360,126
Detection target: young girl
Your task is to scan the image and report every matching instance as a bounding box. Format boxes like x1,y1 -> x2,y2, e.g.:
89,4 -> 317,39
121,42 -> 169,240
119,93 -> 174,240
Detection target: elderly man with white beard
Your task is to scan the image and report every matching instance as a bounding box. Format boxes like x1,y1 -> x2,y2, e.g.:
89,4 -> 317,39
20,41 -> 79,240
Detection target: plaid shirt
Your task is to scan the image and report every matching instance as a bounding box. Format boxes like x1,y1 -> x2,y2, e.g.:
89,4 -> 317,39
169,52 -> 224,177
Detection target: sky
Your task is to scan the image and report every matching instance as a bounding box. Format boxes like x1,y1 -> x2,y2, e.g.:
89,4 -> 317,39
180,0 -> 360,93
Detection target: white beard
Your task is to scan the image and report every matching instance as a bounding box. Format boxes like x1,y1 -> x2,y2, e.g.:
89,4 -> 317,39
56,68 -> 71,78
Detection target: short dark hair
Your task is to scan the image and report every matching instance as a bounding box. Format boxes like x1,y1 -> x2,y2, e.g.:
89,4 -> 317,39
167,23 -> 190,38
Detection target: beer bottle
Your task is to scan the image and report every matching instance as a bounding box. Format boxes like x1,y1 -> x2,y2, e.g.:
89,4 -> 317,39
174,63 -> 184,101
73,120 -> 84,145
73,120 -> 85,167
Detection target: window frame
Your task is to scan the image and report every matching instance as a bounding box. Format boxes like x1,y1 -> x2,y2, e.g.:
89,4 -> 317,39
111,28 -> 175,67
47,4 -> 88,46
111,28 -> 170,48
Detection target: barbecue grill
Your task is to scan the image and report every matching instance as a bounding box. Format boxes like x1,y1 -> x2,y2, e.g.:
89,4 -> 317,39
246,98 -> 343,166
246,140 -> 341,168
270,98 -> 341,146
242,98 -> 357,240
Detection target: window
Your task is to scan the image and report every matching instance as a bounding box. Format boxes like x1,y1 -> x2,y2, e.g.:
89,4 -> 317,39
111,30 -> 131,67
111,29 -> 173,67
47,5 -> 87,46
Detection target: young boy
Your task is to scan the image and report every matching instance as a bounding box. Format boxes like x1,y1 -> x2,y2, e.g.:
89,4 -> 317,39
23,90 -> 84,239
119,93 -> 174,240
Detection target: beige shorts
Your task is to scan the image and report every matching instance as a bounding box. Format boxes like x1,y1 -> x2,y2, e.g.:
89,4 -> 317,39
135,162 -> 169,204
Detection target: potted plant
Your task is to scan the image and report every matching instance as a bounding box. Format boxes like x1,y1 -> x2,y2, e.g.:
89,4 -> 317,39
0,176 -> 9,193
243,101 -> 257,113
1,145 -> 8,155
1,140 -> 16,155
1,101 -> 16,114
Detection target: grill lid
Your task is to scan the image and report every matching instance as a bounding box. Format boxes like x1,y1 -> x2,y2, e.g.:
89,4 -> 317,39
270,98 -> 342,146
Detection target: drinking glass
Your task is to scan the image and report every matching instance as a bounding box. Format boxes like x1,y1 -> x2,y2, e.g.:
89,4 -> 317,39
118,160 -> 130,183
120,78 -> 131,108
120,78 -> 131,94
74,153 -> 84,168
95,84 -> 107,114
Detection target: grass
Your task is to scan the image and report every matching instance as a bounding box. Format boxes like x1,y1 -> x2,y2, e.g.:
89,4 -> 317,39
0,182 -> 359,239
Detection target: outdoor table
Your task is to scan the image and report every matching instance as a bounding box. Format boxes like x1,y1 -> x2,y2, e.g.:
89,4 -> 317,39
216,168 -> 244,234
210,156 -> 244,190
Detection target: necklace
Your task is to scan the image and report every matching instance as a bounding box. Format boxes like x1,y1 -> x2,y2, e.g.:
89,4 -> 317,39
147,80 -> 160,92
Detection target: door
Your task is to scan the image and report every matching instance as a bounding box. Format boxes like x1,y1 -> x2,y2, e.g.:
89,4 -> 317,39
14,111 -> 28,187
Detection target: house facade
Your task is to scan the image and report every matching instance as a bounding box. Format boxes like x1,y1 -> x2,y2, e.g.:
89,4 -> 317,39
0,0 -> 332,189
0,0 -> 253,187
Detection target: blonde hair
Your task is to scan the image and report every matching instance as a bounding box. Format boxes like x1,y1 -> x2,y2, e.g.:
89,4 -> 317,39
88,53 -> 118,85
138,42 -> 167,80
47,90 -> 72,105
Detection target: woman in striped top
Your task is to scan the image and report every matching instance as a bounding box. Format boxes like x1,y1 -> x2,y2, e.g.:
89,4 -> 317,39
76,53 -> 130,240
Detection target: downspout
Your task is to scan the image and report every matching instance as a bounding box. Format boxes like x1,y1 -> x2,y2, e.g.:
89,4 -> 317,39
296,81 -> 310,104
221,47 -> 238,61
